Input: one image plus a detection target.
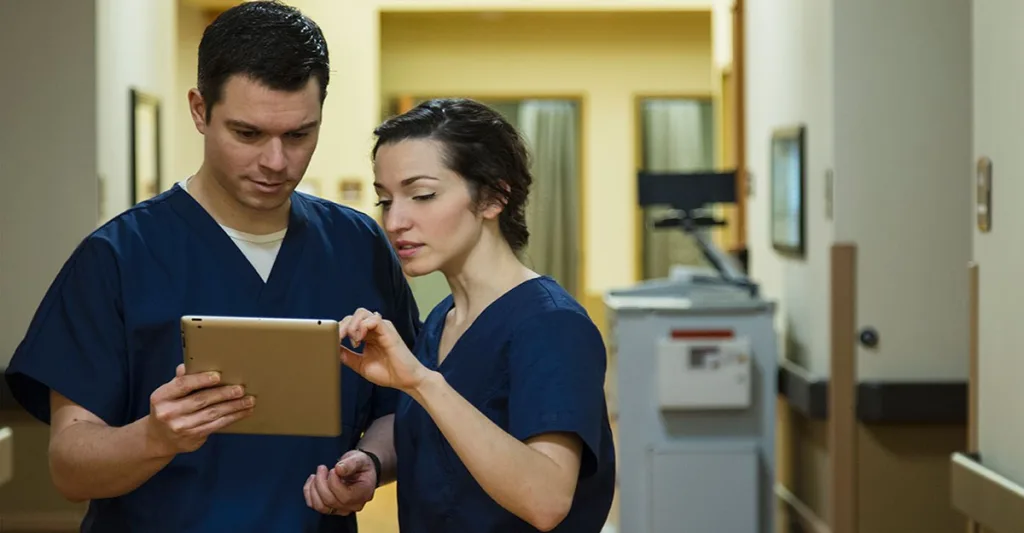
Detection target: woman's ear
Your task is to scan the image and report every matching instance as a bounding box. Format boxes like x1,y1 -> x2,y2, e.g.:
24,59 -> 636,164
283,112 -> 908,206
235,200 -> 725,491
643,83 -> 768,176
481,181 -> 511,220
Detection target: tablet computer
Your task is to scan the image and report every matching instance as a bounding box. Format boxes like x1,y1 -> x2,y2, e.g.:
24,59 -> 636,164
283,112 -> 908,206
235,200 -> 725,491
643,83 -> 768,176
180,315 -> 342,437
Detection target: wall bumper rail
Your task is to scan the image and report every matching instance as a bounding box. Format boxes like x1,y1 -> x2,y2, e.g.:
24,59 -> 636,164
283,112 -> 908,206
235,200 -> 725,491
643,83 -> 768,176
950,451 -> 1024,533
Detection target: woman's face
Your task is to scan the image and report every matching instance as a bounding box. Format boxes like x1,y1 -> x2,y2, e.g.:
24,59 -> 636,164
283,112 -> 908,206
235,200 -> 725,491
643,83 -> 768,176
372,138 -> 494,277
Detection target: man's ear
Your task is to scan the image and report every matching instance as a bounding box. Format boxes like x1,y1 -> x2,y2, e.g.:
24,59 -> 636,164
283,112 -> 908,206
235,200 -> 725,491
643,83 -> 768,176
187,88 -> 209,135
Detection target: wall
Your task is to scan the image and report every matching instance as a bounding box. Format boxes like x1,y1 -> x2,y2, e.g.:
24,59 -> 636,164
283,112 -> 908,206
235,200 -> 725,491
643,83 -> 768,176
0,1 -> 101,369
974,0 -> 1024,489
379,11 -> 714,296
745,0 -> 834,374
174,2 -> 210,186
834,0 -> 971,382
97,0 -> 178,223
0,0 -> 100,526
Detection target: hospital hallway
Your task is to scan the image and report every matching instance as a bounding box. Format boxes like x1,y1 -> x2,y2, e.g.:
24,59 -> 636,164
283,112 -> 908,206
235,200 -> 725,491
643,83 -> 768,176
3,0 -> 1024,532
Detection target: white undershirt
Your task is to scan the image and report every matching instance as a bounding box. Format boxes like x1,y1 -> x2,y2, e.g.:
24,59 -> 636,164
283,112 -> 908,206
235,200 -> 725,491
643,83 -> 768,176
179,178 -> 286,282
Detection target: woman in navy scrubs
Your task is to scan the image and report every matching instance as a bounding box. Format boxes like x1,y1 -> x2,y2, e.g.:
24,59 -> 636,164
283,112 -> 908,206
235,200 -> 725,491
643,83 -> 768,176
306,98 -> 616,532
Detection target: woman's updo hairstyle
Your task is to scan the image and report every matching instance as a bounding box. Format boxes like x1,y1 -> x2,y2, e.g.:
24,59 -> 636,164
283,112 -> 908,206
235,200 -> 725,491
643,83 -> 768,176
371,98 -> 532,253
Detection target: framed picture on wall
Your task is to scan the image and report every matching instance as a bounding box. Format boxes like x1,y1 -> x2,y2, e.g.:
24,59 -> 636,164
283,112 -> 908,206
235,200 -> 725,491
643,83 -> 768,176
770,124 -> 806,256
130,88 -> 162,205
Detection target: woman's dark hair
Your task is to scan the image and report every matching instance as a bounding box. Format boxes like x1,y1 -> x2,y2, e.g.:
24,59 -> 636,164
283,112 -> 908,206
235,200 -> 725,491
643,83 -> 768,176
371,98 -> 533,253
197,1 -> 329,121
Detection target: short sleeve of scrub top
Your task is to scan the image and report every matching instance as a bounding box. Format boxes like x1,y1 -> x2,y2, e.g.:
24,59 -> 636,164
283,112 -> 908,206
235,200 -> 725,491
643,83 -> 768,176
6,236 -> 128,426
506,308 -> 608,477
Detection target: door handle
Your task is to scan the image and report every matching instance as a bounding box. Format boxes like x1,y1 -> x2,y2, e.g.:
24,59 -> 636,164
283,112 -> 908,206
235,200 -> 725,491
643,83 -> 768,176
859,327 -> 879,349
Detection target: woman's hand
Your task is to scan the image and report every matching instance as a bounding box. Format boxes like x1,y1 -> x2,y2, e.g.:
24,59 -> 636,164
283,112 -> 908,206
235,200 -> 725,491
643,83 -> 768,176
339,308 -> 431,392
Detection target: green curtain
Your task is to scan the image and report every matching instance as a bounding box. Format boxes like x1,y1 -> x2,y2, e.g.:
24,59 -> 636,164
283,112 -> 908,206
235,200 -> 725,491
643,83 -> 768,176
640,98 -> 715,280
517,100 -> 581,297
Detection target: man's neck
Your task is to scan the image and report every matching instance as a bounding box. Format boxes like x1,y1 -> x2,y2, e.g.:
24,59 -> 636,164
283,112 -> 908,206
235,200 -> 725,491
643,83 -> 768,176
186,168 -> 289,235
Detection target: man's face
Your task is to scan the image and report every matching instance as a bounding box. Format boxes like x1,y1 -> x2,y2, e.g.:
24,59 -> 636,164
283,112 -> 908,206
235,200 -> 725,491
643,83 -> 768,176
189,75 -> 321,213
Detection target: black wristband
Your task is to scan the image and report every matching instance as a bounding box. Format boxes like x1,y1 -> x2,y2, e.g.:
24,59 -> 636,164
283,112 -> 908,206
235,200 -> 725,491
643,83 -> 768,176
358,448 -> 382,487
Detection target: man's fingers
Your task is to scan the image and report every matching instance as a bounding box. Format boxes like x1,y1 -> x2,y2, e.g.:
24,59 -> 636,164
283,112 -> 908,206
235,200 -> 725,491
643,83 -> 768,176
313,465 -> 346,514
178,399 -> 255,435
175,364 -> 186,378
303,475 -> 314,508
155,371 -> 222,401
327,469 -> 366,505
333,454 -> 370,479
308,471 -> 330,513
177,385 -> 246,415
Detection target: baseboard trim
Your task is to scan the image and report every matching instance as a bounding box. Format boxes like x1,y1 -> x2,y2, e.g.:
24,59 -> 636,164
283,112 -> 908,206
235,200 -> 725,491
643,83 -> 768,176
951,452 -> 1024,533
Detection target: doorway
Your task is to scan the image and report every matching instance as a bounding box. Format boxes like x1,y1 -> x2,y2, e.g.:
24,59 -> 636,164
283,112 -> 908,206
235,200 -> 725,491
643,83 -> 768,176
635,96 -> 717,280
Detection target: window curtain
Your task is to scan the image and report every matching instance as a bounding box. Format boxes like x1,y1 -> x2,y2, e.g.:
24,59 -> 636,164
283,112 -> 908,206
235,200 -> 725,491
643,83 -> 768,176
641,99 -> 715,279
517,100 -> 581,297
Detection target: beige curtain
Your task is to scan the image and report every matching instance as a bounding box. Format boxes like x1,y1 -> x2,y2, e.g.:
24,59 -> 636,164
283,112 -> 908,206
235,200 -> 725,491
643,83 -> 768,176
641,98 -> 715,280
518,100 -> 580,297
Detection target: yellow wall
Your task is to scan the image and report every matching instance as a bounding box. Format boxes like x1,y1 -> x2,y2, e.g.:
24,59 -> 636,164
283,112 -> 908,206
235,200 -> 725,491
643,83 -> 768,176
380,11 -> 714,295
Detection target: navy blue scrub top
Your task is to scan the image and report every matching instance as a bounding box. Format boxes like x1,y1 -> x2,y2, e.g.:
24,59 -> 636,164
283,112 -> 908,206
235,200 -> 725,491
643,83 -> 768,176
5,184 -> 420,533
394,276 -> 616,532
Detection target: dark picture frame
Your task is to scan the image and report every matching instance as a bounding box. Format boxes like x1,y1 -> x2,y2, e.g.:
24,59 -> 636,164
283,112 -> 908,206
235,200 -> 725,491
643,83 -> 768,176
770,124 -> 806,256
130,88 -> 162,205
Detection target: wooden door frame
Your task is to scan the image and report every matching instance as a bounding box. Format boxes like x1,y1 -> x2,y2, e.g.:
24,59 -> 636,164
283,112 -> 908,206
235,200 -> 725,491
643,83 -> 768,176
733,0 -> 748,250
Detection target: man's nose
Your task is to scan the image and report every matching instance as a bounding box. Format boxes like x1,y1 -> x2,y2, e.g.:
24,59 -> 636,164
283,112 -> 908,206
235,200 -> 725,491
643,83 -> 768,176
260,138 -> 287,173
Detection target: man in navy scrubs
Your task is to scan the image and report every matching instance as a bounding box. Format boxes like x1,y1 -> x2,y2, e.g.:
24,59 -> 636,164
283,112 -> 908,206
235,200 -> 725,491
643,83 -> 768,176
4,2 -> 418,532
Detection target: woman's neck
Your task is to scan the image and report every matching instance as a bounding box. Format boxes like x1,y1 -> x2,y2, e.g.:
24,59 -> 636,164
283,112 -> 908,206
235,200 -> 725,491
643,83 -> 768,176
444,236 -> 537,328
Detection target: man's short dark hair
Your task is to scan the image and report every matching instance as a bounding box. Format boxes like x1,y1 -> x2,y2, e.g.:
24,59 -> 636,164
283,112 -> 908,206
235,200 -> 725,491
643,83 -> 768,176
197,1 -> 329,120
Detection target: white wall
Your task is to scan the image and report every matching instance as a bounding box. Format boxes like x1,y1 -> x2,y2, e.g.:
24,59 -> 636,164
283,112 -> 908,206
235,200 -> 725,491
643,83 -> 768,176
0,0 -> 99,367
974,0 -> 1024,487
97,0 -> 178,223
746,0 -> 971,381
745,0 -> 834,374
833,0 -> 971,382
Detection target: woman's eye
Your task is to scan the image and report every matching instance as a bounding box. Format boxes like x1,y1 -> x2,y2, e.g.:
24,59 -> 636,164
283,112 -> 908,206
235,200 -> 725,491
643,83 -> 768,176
412,193 -> 436,202
375,199 -> 392,209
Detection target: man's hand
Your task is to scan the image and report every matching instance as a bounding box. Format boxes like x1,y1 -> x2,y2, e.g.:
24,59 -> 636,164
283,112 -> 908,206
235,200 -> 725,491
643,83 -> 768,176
303,449 -> 378,516
145,364 -> 256,455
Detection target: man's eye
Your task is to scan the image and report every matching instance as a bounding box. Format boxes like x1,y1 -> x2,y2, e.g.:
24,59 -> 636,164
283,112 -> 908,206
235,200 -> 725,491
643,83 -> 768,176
236,130 -> 259,139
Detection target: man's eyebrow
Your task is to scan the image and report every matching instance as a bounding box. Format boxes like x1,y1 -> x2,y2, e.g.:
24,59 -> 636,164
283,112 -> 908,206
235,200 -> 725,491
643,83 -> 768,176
224,119 -> 320,132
